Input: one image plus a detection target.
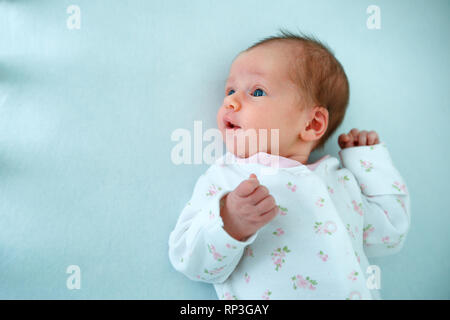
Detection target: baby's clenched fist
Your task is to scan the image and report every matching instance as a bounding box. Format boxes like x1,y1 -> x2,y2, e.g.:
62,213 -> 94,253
220,174 -> 278,241
338,128 -> 380,149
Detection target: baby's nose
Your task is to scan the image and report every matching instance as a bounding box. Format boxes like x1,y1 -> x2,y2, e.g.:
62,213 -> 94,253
226,102 -> 241,112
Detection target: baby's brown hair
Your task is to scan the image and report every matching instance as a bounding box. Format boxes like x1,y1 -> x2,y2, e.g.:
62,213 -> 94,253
244,29 -> 350,151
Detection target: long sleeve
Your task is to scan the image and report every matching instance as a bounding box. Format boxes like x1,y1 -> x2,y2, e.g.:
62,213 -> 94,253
339,142 -> 411,258
168,165 -> 258,284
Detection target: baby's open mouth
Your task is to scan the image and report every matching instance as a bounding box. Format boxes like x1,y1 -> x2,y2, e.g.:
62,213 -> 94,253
225,120 -> 241,130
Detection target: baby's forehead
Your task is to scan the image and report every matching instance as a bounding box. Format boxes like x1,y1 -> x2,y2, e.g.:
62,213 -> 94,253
230,42 -> 298,81
251,40 -> 302,63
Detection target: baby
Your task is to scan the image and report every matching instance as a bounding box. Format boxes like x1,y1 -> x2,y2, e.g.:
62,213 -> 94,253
168,30 -> 410,300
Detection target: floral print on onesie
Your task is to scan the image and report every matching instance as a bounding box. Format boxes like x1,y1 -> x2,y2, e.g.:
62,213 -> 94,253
169,142 -> 410,300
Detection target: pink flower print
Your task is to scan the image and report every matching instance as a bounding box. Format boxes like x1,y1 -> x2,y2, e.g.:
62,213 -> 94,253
352,200 -> 364,216
314,222 -> 323,234
317,250 -> 329,262
346,224 -> 356,239
272,228 -> 285,236
323,221 -> 337,234
386,234 -> 405,249
207,244 -> 226,261
382,236 -> 390,244
294,275 -> 308,289
315,197 -> 325,207
208,210 -> 215,220
383,210 -> 389,219
262,290 -> 271,300
360,183 -> 367,192
327,185 -> 334,194
286,182 -> 297,192
291,275 -> 318,290
347,270 -> 359,282
360,159 -> 373,172
222,292 -> 237,300
226,243 -> 237,249
314,221 -> 337,235
204,266 -> 225,276
396,196 -> 407,213
244,272 -> 250,284
354,251 -> 360,264
206,184 -> 222,197
338,175 -> 350,184
363,224 -> 375,245
244,246 -> 254,258
392,181 -> 407,193
271,246 -> 291,271
346,291 -> 362,300
277,205 -> 288,216
196,274 -> 206,281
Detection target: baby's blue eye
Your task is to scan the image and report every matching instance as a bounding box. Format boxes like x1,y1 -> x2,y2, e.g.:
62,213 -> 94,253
227,89 -> 235,96
252,88 -> 266,97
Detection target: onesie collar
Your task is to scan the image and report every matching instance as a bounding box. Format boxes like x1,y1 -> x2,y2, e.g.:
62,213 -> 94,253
232,152 -> 330,171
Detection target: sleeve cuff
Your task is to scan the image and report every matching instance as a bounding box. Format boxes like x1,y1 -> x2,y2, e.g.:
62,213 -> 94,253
206,215 -> 258,250
338,142 -> 408,196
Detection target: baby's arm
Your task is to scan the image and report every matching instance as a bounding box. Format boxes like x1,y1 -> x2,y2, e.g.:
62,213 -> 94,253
338,129 -> 411,257
168,168 -> 276,284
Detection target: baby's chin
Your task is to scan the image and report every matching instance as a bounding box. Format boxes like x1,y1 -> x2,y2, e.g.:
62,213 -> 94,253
220,127 -> 280,158
223,135 -> 269,159
226,145 -> 253,159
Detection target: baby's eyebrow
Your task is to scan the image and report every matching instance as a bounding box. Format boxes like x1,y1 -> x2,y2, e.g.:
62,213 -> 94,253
225,76 -> 236,84
226,70 -> 267,84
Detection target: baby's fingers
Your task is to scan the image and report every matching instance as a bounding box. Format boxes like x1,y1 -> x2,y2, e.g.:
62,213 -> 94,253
255,195 -> 276,215
257,206 -> 279,225
367,131 -> 379,145
338,134 -> 347,148
358,130 -> 368,146
350,128 -> 360,139
338,133 -> 355,149
248,185 -> 270,205
234,174 -> 260,197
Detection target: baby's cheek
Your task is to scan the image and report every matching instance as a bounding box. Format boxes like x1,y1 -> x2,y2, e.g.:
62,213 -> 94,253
268,127 -> 295,154
216,108 -> 225,128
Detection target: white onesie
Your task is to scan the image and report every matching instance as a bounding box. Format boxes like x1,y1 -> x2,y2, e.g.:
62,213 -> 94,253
168,142 -> 410,300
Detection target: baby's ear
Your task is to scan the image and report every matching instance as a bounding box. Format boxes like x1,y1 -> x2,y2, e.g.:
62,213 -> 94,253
301,106 -> 328,142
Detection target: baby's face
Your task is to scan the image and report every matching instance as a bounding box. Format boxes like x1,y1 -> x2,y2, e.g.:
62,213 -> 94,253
217,43 -> 309,158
